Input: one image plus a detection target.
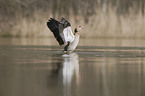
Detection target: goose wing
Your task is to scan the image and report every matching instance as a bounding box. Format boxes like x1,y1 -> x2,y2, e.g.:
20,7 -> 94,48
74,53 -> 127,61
47,18 -> 74,46
60,18 -> 74,43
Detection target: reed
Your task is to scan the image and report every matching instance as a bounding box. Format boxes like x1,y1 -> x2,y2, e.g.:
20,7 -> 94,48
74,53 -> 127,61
83,7 -> 145,38
0,0 -> 144,38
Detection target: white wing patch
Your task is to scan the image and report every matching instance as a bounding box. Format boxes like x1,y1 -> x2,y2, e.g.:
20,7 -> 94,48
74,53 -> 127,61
63,26 -> 75,43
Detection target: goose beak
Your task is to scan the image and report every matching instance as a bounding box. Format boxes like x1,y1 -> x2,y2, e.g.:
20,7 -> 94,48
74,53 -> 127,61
79,26 -> 84,29
78,26 -> 84,30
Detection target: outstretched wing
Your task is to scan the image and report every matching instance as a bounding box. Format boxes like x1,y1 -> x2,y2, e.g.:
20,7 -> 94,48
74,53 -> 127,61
47,18 -> 65,45
47,18 -> 74,46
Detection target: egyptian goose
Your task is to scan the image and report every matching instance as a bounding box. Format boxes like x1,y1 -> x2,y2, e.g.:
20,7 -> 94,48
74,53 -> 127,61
47,17 -> 84,53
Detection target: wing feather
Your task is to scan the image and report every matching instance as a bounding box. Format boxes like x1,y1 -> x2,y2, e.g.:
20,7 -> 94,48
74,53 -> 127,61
63,26 -> 74,43
47,18 -> 74,45
47,18 -> 64,45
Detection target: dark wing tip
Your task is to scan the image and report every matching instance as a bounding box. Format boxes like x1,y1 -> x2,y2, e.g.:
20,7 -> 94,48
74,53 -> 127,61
46,18 -> 65,46
47,18 -> 54,23
47,18 -> 60,32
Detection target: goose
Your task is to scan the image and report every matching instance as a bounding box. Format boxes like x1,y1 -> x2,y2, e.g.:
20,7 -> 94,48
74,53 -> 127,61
47,17 -> 84,53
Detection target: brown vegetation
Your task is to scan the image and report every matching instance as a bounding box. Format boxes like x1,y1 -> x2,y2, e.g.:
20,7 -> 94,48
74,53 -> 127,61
0,0 -> 144,38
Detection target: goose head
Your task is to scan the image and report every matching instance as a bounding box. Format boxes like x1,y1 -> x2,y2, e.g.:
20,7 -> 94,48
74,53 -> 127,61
74,26 -> 84,34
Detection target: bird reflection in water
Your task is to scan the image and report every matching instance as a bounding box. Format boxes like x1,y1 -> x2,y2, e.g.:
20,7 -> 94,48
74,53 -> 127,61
62,53 -> 79,85
61,53 -> 80,96
49,53 -> 79,96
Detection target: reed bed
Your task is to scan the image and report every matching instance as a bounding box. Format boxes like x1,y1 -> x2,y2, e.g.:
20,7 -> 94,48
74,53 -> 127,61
85,8 -> 145,38
0,0 -> 144,38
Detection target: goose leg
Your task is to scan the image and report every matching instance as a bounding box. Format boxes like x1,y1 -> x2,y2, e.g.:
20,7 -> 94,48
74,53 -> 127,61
63,41 -> 70,52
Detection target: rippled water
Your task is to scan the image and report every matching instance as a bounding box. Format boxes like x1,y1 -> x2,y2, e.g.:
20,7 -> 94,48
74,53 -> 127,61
0,38 -> 145,96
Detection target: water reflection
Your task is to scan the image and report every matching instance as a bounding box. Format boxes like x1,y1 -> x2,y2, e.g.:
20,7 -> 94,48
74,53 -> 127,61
62,53 -> 79,85
102,59 -> 110,96
0,43 -> 145,96
60,53 -> 79,96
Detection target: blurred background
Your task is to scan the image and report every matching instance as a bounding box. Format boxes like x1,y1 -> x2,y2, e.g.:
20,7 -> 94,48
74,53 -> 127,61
0,1 -> 145,96
0,0 -> 144,38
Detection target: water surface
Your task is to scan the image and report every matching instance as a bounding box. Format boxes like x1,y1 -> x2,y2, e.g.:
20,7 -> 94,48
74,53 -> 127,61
0,38 -> 145,96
